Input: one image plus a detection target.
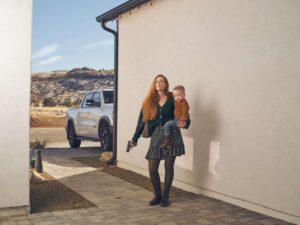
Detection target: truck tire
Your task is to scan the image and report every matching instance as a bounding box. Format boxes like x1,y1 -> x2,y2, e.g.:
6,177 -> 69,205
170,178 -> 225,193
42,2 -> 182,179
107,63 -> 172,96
68,123 -> 81,148
99,122 -> 112,151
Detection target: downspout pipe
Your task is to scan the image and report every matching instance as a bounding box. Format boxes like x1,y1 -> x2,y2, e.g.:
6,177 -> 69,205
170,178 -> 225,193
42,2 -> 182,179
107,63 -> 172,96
101,20 -> 118,164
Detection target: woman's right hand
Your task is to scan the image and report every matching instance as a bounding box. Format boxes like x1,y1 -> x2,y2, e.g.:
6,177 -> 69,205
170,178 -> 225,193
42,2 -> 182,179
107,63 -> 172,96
130,141 -> 137,148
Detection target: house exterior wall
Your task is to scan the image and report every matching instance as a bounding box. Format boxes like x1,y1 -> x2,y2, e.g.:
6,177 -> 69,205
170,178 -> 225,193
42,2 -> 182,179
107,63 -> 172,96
117,0 -> 300,223
0,0 -> 32,214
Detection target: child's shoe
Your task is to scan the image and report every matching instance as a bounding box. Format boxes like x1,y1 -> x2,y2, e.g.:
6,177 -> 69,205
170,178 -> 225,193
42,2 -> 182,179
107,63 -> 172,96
159,135 -> 172,148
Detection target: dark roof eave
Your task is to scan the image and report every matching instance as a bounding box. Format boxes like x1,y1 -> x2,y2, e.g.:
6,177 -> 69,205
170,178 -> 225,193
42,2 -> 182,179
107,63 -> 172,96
96,0 -> 152,23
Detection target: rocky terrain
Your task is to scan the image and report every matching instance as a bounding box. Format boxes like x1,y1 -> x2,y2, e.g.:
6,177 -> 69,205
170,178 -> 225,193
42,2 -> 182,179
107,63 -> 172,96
30,67 -> 114,127
31,67 -> 114,106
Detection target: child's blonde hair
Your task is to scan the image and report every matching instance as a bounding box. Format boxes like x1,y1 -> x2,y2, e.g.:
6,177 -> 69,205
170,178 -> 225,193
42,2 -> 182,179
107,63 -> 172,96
173,85 -> 185,93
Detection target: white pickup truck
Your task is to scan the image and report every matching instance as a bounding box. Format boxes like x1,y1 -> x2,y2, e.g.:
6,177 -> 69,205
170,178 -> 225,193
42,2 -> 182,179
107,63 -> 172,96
65,89 -> 113,150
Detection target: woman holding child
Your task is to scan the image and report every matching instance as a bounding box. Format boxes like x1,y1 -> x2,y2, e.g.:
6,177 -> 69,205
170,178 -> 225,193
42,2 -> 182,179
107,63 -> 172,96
130,74 -> 190,207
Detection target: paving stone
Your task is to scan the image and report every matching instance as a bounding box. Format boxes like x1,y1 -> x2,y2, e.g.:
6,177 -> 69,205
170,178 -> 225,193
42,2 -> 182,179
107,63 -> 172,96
36,212 -> 52,218
16,221 -> 32,225
50,211 -> 66,216
195,218 -> 214,225
7,217 -> 27,222
221,217 -> 239,223
22,218 -> 42,223
25,214 -> 40,219
1,222 -> 18,225
157,222 -> 179,225
240,217 -> 260,223
33,221 -> 57,225
86,215 -> 104,223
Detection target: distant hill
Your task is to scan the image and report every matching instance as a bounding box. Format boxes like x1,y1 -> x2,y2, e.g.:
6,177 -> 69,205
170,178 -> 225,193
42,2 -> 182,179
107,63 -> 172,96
31,70 -> 68,78
32,67 -> 113,78
31,67 -> 114,106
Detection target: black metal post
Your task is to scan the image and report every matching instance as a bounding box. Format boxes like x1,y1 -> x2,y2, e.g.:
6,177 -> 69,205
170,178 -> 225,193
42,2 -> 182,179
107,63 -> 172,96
101,20 -> 118,164
35,149 -> 43,173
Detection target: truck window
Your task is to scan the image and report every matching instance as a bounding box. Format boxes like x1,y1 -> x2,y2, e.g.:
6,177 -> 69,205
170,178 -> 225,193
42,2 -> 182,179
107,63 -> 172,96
103,91 -> 113,104
81,93 -> 94,108
93,92 -> 101,103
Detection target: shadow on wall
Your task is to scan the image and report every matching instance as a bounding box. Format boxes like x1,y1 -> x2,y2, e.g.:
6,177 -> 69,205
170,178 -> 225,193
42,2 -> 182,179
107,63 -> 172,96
191,92 -> 221,187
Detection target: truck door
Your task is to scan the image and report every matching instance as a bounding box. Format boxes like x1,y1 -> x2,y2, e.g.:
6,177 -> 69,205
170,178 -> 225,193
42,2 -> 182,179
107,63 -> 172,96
77,92 -> 94,137
88,92 -> 101,139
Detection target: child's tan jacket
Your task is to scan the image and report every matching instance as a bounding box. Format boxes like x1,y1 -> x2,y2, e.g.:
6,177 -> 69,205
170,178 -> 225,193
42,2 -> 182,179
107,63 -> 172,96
174,99 -> 190,121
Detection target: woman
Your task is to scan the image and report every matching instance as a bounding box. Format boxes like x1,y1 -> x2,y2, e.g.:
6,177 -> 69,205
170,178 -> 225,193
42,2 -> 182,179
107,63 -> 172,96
131,74 -> 187,207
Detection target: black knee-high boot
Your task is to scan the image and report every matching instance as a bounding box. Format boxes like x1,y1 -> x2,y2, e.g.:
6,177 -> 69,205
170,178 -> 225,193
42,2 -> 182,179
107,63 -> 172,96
160,191 -> 169,207
161,156 -> 176,207
149,160 -> 161,206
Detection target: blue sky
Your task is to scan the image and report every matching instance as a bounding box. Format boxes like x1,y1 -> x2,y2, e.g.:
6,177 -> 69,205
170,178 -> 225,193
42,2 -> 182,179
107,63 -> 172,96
32,0 -> 127,73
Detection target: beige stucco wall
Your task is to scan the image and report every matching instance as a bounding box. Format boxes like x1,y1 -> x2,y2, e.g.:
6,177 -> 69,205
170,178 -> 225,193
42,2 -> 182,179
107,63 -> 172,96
117,0 -> 300,223
0,0 -> 32,213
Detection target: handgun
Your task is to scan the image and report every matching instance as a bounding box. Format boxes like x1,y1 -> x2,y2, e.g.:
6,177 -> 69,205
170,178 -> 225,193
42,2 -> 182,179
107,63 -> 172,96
126,140 -> 132,152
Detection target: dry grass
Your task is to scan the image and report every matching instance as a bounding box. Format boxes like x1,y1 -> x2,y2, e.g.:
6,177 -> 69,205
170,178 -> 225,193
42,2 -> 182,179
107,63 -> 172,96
30,107 -> 67,128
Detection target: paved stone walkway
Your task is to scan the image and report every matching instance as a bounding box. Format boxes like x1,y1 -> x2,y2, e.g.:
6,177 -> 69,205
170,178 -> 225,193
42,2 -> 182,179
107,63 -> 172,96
0,148 -> 295,225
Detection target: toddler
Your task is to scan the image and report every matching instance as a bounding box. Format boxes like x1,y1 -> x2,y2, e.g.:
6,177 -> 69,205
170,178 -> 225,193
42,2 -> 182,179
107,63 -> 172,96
160,85 -> 190,148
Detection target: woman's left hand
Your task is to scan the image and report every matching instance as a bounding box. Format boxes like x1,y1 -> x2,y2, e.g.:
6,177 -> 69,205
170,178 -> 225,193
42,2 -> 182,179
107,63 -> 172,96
177,121 -> 186,128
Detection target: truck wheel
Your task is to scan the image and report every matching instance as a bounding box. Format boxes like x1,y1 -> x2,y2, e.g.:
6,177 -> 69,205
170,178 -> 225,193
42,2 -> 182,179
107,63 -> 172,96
68,123 -> 81,148
99,123 -> 112,151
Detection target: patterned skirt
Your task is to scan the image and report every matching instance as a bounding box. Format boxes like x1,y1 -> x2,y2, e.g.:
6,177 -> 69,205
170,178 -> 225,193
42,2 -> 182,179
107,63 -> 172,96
145,125 -> 185,160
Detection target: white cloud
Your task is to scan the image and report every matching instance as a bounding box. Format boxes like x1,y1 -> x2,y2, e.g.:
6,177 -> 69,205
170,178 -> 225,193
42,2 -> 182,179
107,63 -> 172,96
37,56 -> 63,66
33,43 -> 59,58
82,39 -> 114,50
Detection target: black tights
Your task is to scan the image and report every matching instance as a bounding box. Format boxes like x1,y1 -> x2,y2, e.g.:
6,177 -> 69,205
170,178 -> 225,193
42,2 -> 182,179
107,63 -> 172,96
148,156 -> 176,195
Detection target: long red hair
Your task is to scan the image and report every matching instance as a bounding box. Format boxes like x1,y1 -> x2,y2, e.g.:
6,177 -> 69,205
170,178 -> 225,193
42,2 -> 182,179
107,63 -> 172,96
142,74 -> 169,122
